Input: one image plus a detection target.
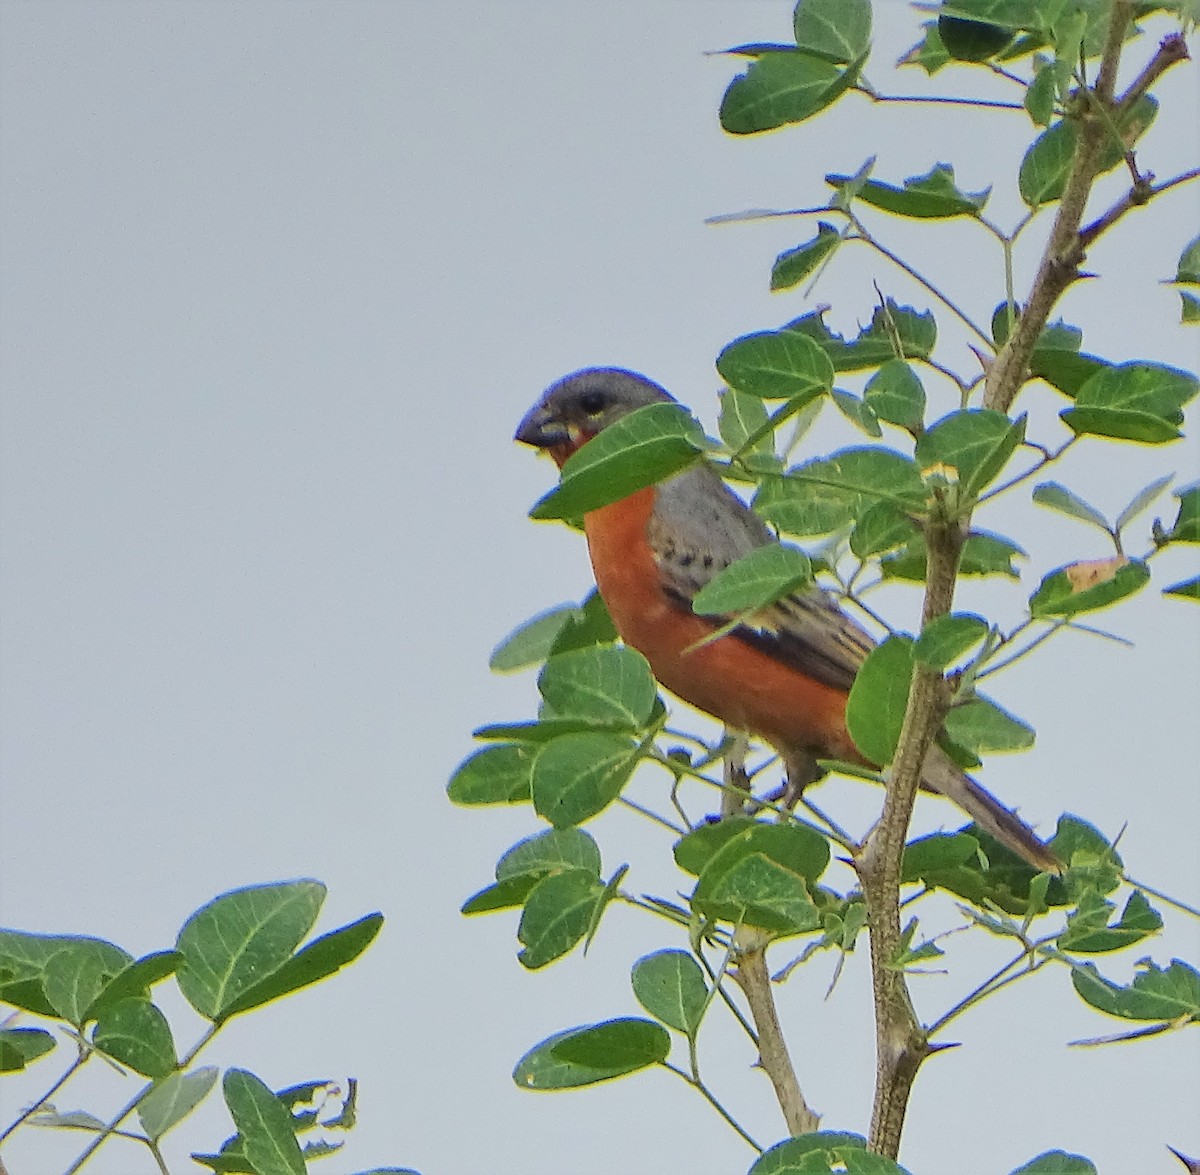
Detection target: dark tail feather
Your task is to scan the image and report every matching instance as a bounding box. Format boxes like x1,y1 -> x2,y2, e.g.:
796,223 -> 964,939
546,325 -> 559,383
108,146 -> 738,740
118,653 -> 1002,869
921,746 -> 1060,874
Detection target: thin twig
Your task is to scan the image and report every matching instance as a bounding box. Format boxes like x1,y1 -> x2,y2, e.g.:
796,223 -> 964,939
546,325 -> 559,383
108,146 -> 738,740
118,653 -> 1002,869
734,927 -> 821,1136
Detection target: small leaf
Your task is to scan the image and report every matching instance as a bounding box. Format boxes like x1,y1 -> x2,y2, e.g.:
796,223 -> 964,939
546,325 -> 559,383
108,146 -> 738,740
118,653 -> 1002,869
489,605 -> 575,672
538,645 -> 657,728
41,939 -> 132,1027
772,223 -> 842,291
845,636 -> 913,765
531,732 -> 640,828
517,869 -> 606,969
826,163 -> 989,219
513,1018 -> 670,1089
218,912 -> 383,1020
0,1027 -> 55,1072
1009,1153 -> 1098,1175
1062,362 -> 1198,444
1060,890 -> 1163,954
719,386 -> 775,461
750,1132 -> 911,1175
92,998 -> 176,1078
223,1069 -> 306,1175
1164,576 -> 1200,601
794,0 -> 872,64
850,500 -> 919,559
915,409 -> 1025,501
720,51 -> 846,135
447,744 -> 533,805
691,545 -> 813,616
784,301 -> 936,370
1024,61 -> 1057,125
530,402 -> 705,520
718,329 -> 836,400
1115,474 -> 1173,533
631,949 -> 708,1036
496,827 -> 602,881
1030,558 -> 1150,618
864,360 -> 925,431
831,388 -> 882,437
176,881 -> 325,1022
943,694 -> 1035,754
138,1066 -> 220,1142
1071,958 -> 1200,1022
915,613 -> 989,669
1032,482 -> 1110,531
938,15 -> 1013,61
1167,483 -> 1200,544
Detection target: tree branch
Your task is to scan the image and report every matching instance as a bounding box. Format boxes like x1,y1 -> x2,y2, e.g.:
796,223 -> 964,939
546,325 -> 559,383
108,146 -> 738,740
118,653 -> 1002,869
733,928 -> 821,1137
858,508 -> 962,1157
984,23 -> 1188,415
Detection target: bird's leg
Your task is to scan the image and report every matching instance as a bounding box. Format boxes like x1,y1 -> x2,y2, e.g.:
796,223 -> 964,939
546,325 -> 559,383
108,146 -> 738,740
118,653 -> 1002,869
720,729 -> 752,819
771,750 -> 825,810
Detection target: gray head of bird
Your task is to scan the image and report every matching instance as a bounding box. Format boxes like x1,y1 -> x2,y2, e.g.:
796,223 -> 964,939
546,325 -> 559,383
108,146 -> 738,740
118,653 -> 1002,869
515,367 -> 676,466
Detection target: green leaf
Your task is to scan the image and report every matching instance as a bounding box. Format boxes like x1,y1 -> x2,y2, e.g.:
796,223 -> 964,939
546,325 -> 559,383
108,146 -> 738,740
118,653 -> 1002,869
1181,290 -> 1200,325
1060,890 -> 1163,954
1115,474 -> 1174,533
864,360 -> 926,431
831,388 -> 883,437
0,1027 -> 55,1072
691,545 -> 813,616
447,744 -> 533,805
218,912 -> 383,1020
87,951 -> 180,1021
784,301 -> 937,370
751,1132 -> 912,1175
1020,97 -> 1158,207
915,409 -> 1025,501
944,694 -> 1035,754
691,823 -> 830,933
719,386 -> 775,463
1052,815 -> 1122,894
92,998 -> 176,1078
41,940 -> 133,1027
223,1069 -> 306,1175
529,402 -> 705,520
1029,558 -> 1150,618
900,21 -> 951,75
845,636 -> 913,765
489,605 -> 576,672
472,717 -> 631,744
496,827 -> 602,881
1024,61 -> 1058,125
718,329 -> 836,399
531,732 -> 640,828
1071,958 -> 1200,1022
517,869 -> 606,969
826,163 -> 989,218
1168,483 -> 1200,543
538,645 -> 657,728
938,15 -> 1014,61
1062,362 -> 1198,443
631,949 -> 708,1036
794,0 -> 871,64
176,881 -> 324,1022
720,50 -> 846,134
548,589 -> 619,657
1032,482 -> 1110,531
1164,575 -> 1200,601
460,875 -> 540,915
1177,234 -> 1200,284
882,529 -> 1024,580
772,223 -> 842,291
1009,1153 -> 1097,1175
513,1018 -> 670,1089
785,447 -> 928,509
915,613 -> 989,669
138,1066 -> 220,1142
850,500 -> 919,559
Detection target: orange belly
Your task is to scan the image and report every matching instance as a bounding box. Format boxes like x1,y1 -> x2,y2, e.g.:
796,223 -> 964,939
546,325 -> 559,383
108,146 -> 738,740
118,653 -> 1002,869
582,489 -> 861,763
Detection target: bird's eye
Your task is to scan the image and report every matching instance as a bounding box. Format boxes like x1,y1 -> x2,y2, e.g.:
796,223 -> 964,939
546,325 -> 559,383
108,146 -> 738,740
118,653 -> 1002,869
579,390 -> 607,416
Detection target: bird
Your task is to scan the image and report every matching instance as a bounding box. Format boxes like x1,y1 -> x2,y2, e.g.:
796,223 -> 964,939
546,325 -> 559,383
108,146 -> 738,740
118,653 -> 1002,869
515,366 -> 1059,874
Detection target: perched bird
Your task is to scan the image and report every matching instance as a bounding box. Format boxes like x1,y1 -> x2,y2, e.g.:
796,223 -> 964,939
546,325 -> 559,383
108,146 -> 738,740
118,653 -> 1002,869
516,366 -> 1059,873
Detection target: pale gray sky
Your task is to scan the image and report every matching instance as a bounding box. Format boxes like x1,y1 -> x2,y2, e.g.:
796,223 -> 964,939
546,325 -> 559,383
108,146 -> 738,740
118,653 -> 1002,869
2,3 -> 1197,1174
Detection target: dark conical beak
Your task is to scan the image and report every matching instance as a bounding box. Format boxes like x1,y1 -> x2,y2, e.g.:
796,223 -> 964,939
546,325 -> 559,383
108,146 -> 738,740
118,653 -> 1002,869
515,402 -> 570,449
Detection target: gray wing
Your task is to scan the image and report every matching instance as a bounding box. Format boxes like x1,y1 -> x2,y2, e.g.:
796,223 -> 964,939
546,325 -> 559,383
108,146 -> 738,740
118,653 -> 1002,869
647,464 -> 874,693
